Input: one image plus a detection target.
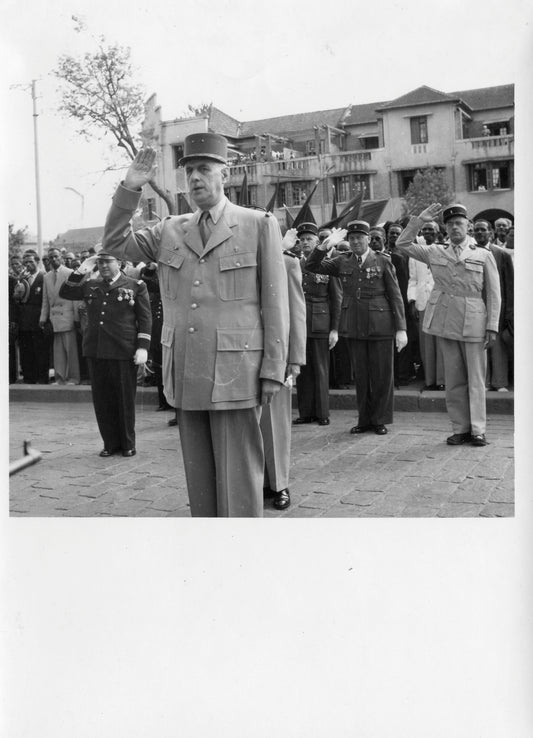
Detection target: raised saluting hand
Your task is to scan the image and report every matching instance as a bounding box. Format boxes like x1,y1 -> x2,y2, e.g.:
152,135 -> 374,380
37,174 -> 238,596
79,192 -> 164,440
124,148 -> 158,191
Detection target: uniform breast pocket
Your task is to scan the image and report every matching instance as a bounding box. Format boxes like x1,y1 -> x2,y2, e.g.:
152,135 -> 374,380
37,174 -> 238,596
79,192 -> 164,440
311,302 -> 330,334
158,249 -> 185,300
368,304 -> 394,337
218,251 -> 257,301
464,261 -> 484,289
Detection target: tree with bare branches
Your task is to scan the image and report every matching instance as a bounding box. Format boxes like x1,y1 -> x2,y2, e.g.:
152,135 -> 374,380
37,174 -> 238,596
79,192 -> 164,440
52,25 -> 175,214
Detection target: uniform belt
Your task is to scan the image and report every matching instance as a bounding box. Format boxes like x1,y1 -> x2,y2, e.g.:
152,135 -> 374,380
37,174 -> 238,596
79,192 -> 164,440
439,291 -> 482,299
348,291 -> 387,299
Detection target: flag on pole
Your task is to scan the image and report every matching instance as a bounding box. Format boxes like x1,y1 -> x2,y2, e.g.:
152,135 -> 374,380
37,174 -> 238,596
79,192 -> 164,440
330,185 -> 338,221
266,180 -> 279,212
238,172 -> 249,206
359,199 -> 389,226
283,204 -> 294,228
292,180 -> 319,229
320,189 -> 363,229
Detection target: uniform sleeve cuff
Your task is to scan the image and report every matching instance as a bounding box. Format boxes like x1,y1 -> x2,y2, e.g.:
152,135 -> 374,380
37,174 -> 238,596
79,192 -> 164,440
260,358 -> 287,384
137,335 -> 151,351
113,184 -> 143,211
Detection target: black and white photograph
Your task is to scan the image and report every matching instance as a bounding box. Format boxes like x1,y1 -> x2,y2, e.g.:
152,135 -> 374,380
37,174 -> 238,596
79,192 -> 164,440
2,0 -> 532,735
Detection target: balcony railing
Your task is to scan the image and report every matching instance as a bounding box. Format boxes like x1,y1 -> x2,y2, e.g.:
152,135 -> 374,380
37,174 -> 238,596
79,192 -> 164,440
467,135 -> 514,149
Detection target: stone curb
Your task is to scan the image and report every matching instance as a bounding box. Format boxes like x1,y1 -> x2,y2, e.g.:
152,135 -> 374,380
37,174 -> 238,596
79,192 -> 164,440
9,383 -> 514,414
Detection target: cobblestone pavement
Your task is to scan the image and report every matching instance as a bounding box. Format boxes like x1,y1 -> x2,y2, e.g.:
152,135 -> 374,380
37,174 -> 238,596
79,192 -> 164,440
9,401 -> 514,518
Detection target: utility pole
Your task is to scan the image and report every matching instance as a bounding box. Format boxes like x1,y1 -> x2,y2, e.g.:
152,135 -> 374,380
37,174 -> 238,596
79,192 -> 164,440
31,80 -> 43,258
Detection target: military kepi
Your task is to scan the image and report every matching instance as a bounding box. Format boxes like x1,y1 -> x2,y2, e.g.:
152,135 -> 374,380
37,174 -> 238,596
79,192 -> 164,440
96,250 -> 118,262
179,133 -> 228,165
442,204 -> 468,222
297,222 -> 318,237
347,220 -> 370,235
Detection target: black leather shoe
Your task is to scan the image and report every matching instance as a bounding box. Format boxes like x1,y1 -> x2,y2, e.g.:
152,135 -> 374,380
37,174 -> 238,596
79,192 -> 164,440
374,424 -> 388,435
470,433 -> 488,446
317,417 -> 330,426
436,384 -> 445,391
446,432 -> 471,446
273,488 -> 290,510
293,417 -> 315,425
99,448 -> 117,457
168,417 -> 178,427
122,449 -> 136,457
350,425 -> 372,434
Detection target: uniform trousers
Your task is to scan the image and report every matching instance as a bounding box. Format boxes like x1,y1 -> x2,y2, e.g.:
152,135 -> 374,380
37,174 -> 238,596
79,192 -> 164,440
296,338 -> 330,420
419,310 -> 445,386
260,385 -> 291,493
88,358 -> 137,451
52,329 -> 80,384
438,337 -> 487,435
486,334 -> 510,389
176,406 -> 264,518
18,330 -> 50,383
348,338 -> 394,426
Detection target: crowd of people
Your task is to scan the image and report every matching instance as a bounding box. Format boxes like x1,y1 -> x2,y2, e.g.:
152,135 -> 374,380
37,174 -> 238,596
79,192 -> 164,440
8,130 -> 514,516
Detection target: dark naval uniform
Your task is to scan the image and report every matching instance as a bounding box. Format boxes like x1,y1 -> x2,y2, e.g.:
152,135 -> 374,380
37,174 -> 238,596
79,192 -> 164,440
296,256 -> 342,422
60,270 -> 151,453
306,247 -> 406,428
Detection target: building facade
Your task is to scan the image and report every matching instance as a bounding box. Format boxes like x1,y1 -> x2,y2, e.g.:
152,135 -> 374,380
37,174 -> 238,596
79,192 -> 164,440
140,84 -> 514,228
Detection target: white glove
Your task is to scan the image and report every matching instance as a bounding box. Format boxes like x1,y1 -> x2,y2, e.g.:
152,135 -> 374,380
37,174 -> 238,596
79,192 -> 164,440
395,330 -> 408,352
281,228 -> 298,250
76,255 -> 98,275
134,348 -> 148,365
322,227 -> 347,249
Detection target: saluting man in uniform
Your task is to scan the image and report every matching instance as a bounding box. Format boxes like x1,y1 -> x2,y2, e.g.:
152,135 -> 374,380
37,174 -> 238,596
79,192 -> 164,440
293,222 -> 342,426
306,220 -> 407,435
101,134 -> 289,517
395,203 -> 501,446
60,251 -> 152,457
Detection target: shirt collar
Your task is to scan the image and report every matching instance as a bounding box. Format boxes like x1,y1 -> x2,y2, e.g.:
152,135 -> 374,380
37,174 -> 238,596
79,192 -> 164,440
198,195 -> 228,225
359,247 -> 371,265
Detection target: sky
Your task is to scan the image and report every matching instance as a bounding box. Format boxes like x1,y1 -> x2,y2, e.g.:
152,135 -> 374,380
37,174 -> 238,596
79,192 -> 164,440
1,0 -> 531,241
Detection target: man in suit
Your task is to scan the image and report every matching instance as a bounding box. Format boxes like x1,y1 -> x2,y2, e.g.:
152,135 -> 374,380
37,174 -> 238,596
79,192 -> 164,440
16,252 -> 50,384
59,251 -> 151,457
396,204 -> 501,446
306,220 -> 407,435
39,247 -> 80,385
102,134 -> 289,517
473,219 -> 514,392
261,245 -> 306,511
293,222 -> 341,426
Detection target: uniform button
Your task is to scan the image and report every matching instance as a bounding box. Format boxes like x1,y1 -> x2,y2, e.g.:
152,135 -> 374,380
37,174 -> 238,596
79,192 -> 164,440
102,302 -> 107,305
99,321 -> 104,325
244,343 -> 248,348
236,262 -> 241,267
199,258 -> 205,263
101,311 -> 105,315
193,280 -> 200,286
191,303 -> 198,309
188,327 -> 195,333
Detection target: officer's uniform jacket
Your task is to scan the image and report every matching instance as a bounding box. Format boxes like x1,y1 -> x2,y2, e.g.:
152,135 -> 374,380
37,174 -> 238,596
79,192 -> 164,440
396,218 -> 501,342
59,271 -> 151,359
40,264 -> 80,332
305,248 -> 406,339
300,255 -> 342,339
487,243 -> 514,333
102,185 -> 289,411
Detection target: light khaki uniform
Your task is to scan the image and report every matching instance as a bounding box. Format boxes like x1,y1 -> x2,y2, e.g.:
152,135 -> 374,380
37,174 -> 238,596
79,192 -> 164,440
397,219 -> 501,435
103,186 -> 289,516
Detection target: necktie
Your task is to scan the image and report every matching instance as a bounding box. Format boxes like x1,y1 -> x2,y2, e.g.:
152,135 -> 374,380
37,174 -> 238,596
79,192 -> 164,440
454,244 -> 462,260
53,270 -> 58,285
357,255 -> 362,266
199,211 -> 212,246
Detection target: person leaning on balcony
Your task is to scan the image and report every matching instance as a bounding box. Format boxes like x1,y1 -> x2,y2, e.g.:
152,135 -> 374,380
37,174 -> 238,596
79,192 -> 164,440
395,203 -> 501,446
101,134 -> 290,517
293,222 -> 341,426
305,220 -> 407,436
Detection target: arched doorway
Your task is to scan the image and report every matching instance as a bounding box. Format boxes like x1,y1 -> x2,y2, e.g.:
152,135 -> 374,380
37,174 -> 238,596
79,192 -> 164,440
473,208 -> 514,225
